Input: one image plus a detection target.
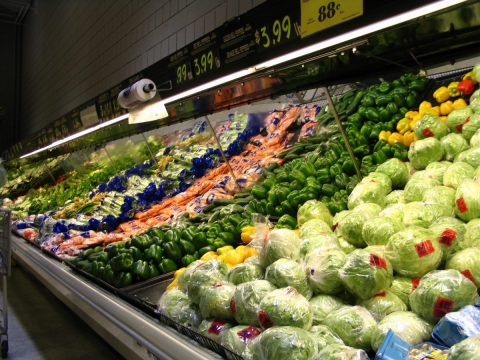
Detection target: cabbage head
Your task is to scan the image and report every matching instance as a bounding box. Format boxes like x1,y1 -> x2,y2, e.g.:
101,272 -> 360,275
362,216 -> 404,246
323,306 -> 377,351
356,290 -> 407,321
410,269 -> 478,323
336,211 -> 373,247
454,146 -> 480,168
448,335 -> 480,360
299,219 -> 332,239
177,260 -> 205,290
447,107 -> 473,133
347,181 -> 386,210
408,137 -> 443,170
379,204 -> 404,223
351,203 -> 383,217
429,217 -> 467,260
300,233 -> 339,258
470,129 -> 480,147
455,179 -> 480,221
414,113 -> 449,140
297,200 -> 333,228
336,236 -> 357,255
441,133 -> 469,161
265,258 -> 312,299
385,190 -> 406,205
316,344 -> 369,360
360,172 -> 392,194
305,248 -> 346,295
462,113 -> 480,141
199,282 -> 236,321
309,325 -> 344,349
404,177 -> 436,202
309,295 -> 346,325
411,167 -> 446,186
231,280 -> 276,326
243,326 -> 318,360
446,247 -> 480,289
389,276 -> 419,308
422,186 -> 456,216
221,325 -> 262,355
187,260 -> 229,304
402,202 -> 444,228
385,227 -> 442,278
260,229 -> 301,267
443,162 -> 474,189
157,289 -> 202,328
471,95 -> 480,113
198,319 -> 234,343
339,249 -> 393,300
228,263 -> 264,285
465,219 -> 480,248
376,159 -> 409,188
370,311 -> 434,352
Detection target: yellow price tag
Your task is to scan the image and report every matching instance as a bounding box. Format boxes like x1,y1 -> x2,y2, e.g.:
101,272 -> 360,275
300,0 -> 363,38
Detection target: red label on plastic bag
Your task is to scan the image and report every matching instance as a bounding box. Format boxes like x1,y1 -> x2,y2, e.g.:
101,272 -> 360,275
415,240 -> 435,258
455,117 -> 470,132
208,320 -> 226,335
439,228 -> 457,247
213,282 -> 223,287
258,311 -> 274,329
369,254 -> 387,269
422,128 -> 434,137
411,278 -> 420,291
236,326 -> 261,343
456,198 -> 468,213
333,222 -> 339,231
373,292 -> 386,297
230,299 -> 236,316
461,269 -> 477,286
433,297 -> 454,318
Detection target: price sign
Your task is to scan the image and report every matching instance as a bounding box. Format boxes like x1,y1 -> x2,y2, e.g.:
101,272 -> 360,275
190,31 -> 221,77
175,61 -> 193,85
300,0 -> 363,38
255,14 -> 301,52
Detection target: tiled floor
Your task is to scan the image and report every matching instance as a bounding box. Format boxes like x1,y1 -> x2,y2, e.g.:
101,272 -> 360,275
1,264 -> 124,360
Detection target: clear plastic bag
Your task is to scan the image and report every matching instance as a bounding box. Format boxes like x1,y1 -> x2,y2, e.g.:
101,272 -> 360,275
309,295 -> 346,325
187,260 -> 229,304
305,248 -> 346,296
157,288 -> 202,328
197,319 -> 234,343
199,282 -> 236,321
221,325 -> 262,357
356,290 -> 407,321
265,258 -> 312,300
316,344 -> 370,360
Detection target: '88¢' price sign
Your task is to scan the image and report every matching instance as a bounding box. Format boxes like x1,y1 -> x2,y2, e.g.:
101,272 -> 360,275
300,0 -> 363,38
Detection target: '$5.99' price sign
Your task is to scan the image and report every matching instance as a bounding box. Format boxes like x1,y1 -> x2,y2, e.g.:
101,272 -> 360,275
300,0 -> 363,38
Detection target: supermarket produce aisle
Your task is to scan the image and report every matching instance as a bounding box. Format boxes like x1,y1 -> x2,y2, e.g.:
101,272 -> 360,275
3,263 -> 124,360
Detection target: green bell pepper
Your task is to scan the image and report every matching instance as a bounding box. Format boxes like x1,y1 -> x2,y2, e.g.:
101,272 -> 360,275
149,264 -> 160,278
408,78 -> 428,92
360,123 -> 372,138
217,232 -> 235,245
103,265 -> 115,284
373,140 -> 388,153
299,162 -> 317,178
335,173 -> 350,189
263,175 -> 277,190
252,185 -> 268,200
321,183 -> 338,197
164,229 -> 180,244
386,102 -> 398,115
110,253 -> 134,273
107,241 -> 128,259
353,144 -> 370,157
198,245 -> 216,257
393,149 -> 408,162
286,190 -> 300,209
133,260 -> 150,280
378,107 -> 391,122
373,150 -> 389,164
163,242 -> 182,261
192,232 -> 209,250
280,200 -> 295,215
370,124 -> 383,140
149,228 -> 165,240
289,169 -> 306,185
365,107 -> 380,122
392,93 -> 406,108
362,155 -> 374,166
113,272 -> 133,288
158,258 -> 178,274
181,254 -> 197,267
126,247 -> 143,262
378,81 -> 392,93
289,180 -> 303,191
375,94 -> 393,106
178,239 -> 197,255
180,227 -> 197,242
342,158 -> 356,176
144,244 -> 163,263
276,214 -> 298,230
305,177 -> 322,192
314,158 -> 330,171
405,91 -> 418,108
347,113 -> 363,128
277,172 -> 290,183
361,93 -> 376,107
329,163 -> 343,178
392,79 -> 403,89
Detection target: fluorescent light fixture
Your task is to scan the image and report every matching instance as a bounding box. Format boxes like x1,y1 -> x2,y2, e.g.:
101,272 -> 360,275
20,113 -> 129,159
254,0 -> 466,70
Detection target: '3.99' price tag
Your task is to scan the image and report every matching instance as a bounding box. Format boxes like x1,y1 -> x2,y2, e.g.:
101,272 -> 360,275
300,0 -> 363,38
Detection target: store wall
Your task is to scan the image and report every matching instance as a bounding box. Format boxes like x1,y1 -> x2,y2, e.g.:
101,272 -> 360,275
20,0 -> 265,138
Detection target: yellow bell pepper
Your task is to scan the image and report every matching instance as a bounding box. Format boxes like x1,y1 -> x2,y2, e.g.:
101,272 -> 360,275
463,71 -> 477,84
379,130 -> 391,142
245,246 -> 258,258
405,111 -> 419,120
412,113 -> 423,122
200,251 -> 218,261
388,132 -> 404,146
173,267 -> 186,280
440,100 -> 454,116
241,226 -> 256,244
448,82 -> 460,97
433,86 -> 450,103
403,131 -> 415,147
396,118 -> 411,135
419,101 -> 432,115
410,119 -> 420,130
453,98 -> 468,109
166,279 -> 180,290
224,249 -> 244,266
217,245 -> 234,255
425,106 -> 440,117
217,254 -> 226,263
234,245 -> 248,261
440,116 -> 447,123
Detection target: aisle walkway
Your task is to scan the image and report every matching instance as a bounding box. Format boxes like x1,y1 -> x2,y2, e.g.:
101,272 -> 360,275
1,263 -> 124,360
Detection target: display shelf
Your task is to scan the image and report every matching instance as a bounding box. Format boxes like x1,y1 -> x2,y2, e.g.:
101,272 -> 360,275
10,234 -> 221,360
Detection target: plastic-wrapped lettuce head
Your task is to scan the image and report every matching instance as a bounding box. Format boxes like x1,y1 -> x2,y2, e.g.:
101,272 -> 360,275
414,113 -> 449,140
309,325 -> 344,349
187,260 -> 229,304
244,255 -> 261,265
409,269 -> 478,323
404,177 -> 436,202
336,211 -> 373,247
199,282 -> 236,321
351,202 -> 383,217
465,219 -> 480,249
406,161 -> 417,179
305,248 -> 346,295
455,179 -> 480,221
385,227 -> 442,278
309,295 -> 346,325
231,280 -> 276,326
422,186 -> 456,216
300,219 -> 332,238
462,113 -> 480,141
227,263 -> 264,285
297,200 -> 333,228
364,245 -> 387,257
257,287 -> 313,330
442,133 -> 471,161
339,248 -> 393,300
243,326 -> 318,360
443,162 -> 475,189
300,233 -> 339,258
265,258 -> 312,299
447,335 -> 480,360
429,217 -> 467,260
447,107 -> 473,133
332,210 -> 349,229
323,306 -> 377,351
446,248 -> 480,289
157,289 -> 203,328
356,290 -> 407,322
454,146 -> 480,168
362,216 -> 404,246
376,159 -> 409,188
408,137 -> 443,170
370,311 -> 434,352
385,190 -> 406,205
402,202 -> 444,228
470,129 -> 480,147
198,319 -> 234,343
389,276 -> 420,308
411,166 -> 447,186
347,181 -> 386,210
221,325 -> 262,355
316,344 -> 369,360
361,172 -> 393,194
177,260 -> 205,290
379,204 -> 405,223
259,229 -> 300,268
336,236 -> 357,255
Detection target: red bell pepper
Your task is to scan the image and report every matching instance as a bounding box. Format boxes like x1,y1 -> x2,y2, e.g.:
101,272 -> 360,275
457,80 -> 475,96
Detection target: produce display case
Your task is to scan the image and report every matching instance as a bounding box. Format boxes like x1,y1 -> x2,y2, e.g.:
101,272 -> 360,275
3,1 -> 480,359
